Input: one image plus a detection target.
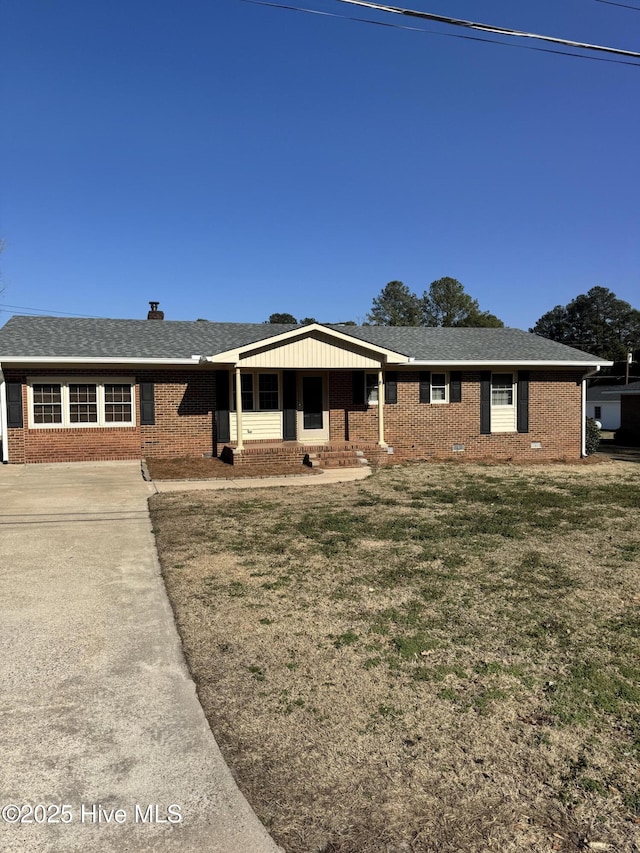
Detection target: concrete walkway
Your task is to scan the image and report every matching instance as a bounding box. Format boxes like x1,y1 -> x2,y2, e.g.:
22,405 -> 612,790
152,464 -> 372,492
0,462 -> 282,853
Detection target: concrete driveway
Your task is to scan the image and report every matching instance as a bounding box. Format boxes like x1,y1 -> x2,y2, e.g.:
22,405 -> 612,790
0,462 -> 281,853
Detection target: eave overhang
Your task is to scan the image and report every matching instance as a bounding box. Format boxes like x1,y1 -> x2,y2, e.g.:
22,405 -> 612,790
407,359 -> 613,368
0,356 -> 203,366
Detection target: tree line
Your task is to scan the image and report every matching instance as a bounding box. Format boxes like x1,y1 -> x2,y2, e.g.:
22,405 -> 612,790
266,278 -> 640,368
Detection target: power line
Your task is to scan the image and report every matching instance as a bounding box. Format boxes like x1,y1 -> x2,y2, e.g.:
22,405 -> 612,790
0,303 -> 107,318
595,0 -> 640,10
332,0 -> 640,58
239,0 -> 640,66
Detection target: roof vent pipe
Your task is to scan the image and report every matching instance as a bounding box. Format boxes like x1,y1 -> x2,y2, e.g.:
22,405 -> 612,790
147,301 -> 164,320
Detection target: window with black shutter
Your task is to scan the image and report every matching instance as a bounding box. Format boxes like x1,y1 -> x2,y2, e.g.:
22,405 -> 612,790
6,383 -> 23,428
385,372 -> 397,404
352,371 -> 365,405
419,372 -> 431,404
517,371 -> 529,433
480,372 -> 491,434
450,371 -> 462,403
140,382 -> 155,426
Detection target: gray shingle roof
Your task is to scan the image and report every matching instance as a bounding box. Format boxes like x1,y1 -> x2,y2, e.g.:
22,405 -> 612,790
0,315 -> 604,364
614,381 -> 640,394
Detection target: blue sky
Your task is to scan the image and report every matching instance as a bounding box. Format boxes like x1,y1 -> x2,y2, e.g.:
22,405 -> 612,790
1,0 -> 639,329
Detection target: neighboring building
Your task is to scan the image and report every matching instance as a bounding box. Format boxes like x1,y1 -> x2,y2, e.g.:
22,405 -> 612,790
610,381 -> 640,445
586,384 -> 622,430
0,307 -> 611,466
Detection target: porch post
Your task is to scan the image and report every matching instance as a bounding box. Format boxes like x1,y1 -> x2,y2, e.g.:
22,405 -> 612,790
377,367 -> 387,448
234,365 -> 244,452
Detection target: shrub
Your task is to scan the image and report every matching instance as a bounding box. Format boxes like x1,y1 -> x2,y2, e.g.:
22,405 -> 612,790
585,418 -> 601,455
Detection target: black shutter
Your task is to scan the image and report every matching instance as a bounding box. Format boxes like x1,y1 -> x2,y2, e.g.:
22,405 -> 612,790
352,371 -> 365,405
6,383 -> 23,428
282,370 -> 297,440
419,371 -> 431,404
140,382 -> 155,426
450,371 -> 462,403
385,371 -> 397,404
517,371 -> 529,434
480,372 -> 491,434
215,371 -> 230,442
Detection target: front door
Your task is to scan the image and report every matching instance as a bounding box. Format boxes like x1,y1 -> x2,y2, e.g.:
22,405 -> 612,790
297,373 -> 329,441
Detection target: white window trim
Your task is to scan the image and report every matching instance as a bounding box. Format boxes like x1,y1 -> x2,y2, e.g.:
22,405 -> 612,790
231,371 -> 281,412
27,376 -> 137,429
491,373 -> 516,408
430,371 -> 449,404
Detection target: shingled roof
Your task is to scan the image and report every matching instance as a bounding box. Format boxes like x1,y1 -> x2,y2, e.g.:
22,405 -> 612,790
0,315 -> 605,364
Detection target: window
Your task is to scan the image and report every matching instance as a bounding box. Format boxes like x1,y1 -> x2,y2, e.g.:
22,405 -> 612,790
431,372 -> 448,403
28,378 -> 136,428
258,373 -> 279,410
69,384 -> 98,423
233,372 -> 280,411
105,384 -> 133,423
491,374 -> 514,406
594,406 -> 602,419
365,373 -> 379,405
241,374 -> 254,411
33,383 -> 63,424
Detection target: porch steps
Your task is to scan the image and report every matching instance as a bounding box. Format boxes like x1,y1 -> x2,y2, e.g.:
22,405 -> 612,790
304,449 -> 369,469
221,442 -> 391,468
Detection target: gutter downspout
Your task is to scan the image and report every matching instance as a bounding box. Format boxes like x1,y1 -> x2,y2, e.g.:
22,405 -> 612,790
0,364 -> 8,463
581,366 -> 601,457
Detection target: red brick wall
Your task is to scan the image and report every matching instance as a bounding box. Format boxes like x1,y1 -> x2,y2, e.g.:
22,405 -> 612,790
138,370 -> 215,459
4,366 -> 584,463
4,369 -> 215,463
329,369 -> 584,461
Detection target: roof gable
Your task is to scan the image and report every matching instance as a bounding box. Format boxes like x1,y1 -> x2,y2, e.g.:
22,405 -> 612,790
206,323 -> 407,367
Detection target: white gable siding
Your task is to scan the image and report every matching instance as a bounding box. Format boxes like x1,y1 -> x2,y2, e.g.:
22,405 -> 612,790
239,334 -> 383,369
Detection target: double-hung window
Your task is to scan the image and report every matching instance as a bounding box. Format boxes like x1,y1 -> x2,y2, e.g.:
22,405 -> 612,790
233,372 -> 280,411
365,373 -> 379,405
491,374 -> 514,406
258,374 -> 279,410
490,373 -> 516,433
431,373 -> 448,403
28,378 -> 136,428
32,383 -> 63,424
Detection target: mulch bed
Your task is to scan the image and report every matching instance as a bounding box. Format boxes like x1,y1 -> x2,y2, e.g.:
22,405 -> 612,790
145,455 -> 322,480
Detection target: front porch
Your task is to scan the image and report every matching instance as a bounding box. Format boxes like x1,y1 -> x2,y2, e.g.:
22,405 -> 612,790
220,440 -> 393,469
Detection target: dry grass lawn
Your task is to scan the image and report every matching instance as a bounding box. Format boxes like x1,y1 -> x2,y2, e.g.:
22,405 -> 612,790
150,461 -> 640,853
146,455 -> 320,480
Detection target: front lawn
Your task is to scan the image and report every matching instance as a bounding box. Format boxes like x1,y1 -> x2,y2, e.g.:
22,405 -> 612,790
150,462 -> 640,853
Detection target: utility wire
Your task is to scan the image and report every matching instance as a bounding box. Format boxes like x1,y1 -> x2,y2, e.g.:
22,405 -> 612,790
0,303 -> 107,318
239,0 -> 640,66
332,0 -> 640,58
595,0 -> 640,10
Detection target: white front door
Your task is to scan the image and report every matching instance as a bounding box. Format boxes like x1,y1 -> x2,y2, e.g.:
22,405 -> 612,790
297,372 -> 329,442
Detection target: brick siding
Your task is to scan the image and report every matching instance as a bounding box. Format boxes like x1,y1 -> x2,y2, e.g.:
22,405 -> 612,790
4,367 -> 584,463
4,368 -> 215,464
329,370 -> 583,462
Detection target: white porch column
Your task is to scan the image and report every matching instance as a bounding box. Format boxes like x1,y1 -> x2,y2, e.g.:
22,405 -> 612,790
234,365 -> 244,452
377,368 -> 387,448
